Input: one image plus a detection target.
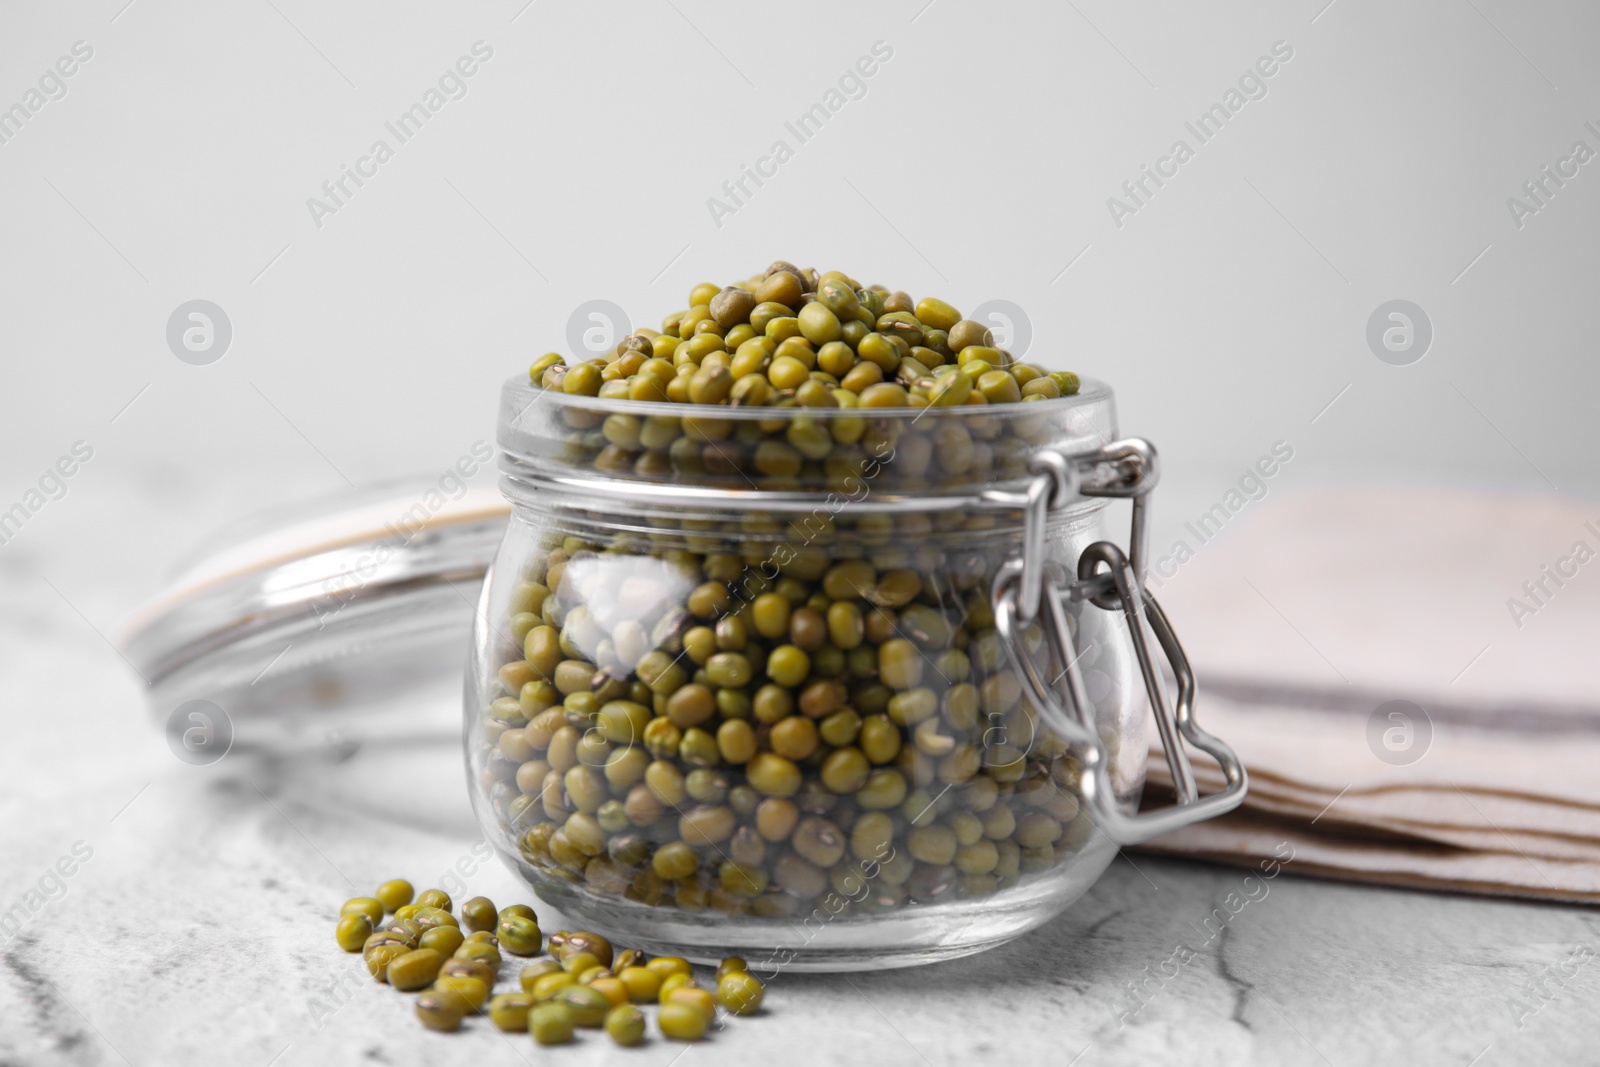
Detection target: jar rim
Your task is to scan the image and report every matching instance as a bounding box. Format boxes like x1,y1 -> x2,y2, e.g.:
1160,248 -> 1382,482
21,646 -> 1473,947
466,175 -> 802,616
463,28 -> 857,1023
498,373 -> 1114,430
495,373 -> 1120,505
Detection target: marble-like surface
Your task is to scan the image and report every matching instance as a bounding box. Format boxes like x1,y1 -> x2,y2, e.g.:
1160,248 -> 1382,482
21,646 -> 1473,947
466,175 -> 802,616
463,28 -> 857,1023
6,749 -> 1600,1067
3,481 -> 1598,1066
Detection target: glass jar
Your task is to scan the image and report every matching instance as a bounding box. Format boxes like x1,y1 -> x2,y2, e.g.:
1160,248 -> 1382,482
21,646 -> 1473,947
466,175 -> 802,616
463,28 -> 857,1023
468,376 -> 1245,970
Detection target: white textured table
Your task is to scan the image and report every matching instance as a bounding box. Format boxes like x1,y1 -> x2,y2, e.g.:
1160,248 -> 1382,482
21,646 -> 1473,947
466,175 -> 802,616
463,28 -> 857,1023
4,484 -> 1598,1067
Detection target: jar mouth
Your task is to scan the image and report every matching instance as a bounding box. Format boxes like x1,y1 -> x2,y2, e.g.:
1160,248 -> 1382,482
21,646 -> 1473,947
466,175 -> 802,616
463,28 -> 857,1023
495,374 -> 1119,502
501,374 -> 1114,423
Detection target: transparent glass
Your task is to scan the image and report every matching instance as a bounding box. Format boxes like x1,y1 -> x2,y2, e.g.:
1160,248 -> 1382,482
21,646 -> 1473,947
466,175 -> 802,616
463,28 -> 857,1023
467,377 -> 1144,970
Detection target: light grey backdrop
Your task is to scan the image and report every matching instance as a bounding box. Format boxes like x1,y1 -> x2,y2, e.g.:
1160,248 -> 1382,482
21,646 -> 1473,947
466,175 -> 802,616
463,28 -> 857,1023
2,0 -> 1596,604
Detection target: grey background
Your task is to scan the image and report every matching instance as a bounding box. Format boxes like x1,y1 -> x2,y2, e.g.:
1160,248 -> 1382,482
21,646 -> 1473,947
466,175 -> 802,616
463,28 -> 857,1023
2,2 -> 1599,1065
3,0 -> 1597,604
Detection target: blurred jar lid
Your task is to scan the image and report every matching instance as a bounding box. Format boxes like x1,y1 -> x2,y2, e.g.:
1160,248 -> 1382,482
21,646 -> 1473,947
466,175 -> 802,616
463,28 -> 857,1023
117,479 -> 510,753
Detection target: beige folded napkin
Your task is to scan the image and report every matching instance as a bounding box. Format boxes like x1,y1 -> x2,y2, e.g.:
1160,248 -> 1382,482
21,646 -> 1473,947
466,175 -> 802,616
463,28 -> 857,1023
1127,485 -> 1600,903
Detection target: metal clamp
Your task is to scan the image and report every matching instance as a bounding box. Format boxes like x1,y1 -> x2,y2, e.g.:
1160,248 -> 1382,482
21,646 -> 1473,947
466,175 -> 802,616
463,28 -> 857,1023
987,438 -> 1248,846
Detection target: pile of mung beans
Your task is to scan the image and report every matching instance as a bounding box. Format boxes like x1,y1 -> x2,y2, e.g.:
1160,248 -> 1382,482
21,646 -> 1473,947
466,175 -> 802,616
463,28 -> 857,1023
532,261 -> 1077,410
523,261 -> 1080,491
337,878 -> 762,1043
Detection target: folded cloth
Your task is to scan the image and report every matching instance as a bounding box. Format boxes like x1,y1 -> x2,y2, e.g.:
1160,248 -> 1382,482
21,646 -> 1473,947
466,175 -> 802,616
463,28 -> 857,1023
1126,484 -> 1600,903
1137,693 -> 1600,900
1138,797 -> 1600,902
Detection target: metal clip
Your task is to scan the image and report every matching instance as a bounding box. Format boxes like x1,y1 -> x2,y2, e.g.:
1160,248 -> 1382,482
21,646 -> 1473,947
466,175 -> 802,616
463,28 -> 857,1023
988,438 -> 1247,846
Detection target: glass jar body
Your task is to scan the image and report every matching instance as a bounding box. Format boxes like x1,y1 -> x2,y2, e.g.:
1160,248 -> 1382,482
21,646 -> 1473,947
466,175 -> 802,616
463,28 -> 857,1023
466,482 -> 1144,970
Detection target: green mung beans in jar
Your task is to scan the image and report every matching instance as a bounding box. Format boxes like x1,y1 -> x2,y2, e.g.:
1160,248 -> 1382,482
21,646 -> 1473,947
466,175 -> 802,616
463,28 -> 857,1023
477,262 -> 1096,925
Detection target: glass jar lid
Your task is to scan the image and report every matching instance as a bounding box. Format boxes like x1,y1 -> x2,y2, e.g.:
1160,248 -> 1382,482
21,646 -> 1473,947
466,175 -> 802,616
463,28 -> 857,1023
117,479 -> 509,751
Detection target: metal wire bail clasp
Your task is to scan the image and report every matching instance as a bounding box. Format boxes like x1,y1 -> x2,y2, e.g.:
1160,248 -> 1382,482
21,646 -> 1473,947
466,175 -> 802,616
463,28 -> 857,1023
999,449 -> 1077,626
986,438 -> 1248,846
